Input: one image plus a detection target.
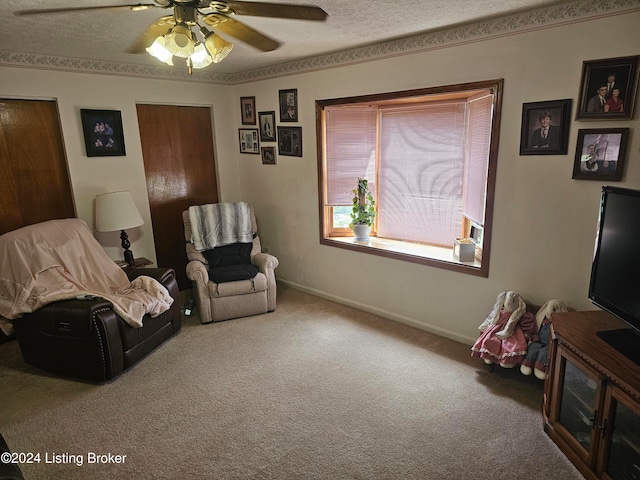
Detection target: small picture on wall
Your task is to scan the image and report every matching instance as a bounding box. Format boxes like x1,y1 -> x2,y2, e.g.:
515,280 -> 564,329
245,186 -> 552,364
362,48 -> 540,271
519,99 -> 572,155
259,111 -> 276,142
576,55 -> 639,120
572,128 -> 629,181
279,88 -> 298,122
240,96 -> 256,125
80,109 -> 126,157
277,126 -> 302,157
261,146 -> 277,165
239,128 -> 259,154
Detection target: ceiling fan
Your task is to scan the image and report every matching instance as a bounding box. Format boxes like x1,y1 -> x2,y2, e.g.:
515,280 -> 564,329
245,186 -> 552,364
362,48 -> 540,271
14,1 -> 328,73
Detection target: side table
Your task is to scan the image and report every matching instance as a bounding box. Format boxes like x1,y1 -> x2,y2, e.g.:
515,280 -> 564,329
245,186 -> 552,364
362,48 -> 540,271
116,257 -> 153,275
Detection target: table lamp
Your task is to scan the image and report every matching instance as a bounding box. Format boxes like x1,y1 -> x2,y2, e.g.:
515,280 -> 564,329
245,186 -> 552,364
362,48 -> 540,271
95,191 -> 144,265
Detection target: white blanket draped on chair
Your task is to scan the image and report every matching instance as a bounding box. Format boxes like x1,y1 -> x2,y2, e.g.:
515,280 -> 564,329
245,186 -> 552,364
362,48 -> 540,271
0,218 -> 173,335
188,202 -> 253,251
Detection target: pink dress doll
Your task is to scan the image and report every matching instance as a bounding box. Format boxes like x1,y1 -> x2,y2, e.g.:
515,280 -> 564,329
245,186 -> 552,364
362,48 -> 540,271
471,291 -> 537,368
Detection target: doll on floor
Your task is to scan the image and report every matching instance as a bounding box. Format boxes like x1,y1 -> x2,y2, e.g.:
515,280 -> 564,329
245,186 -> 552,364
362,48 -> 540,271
471,290 -> 538,368
520,299 -> 568,380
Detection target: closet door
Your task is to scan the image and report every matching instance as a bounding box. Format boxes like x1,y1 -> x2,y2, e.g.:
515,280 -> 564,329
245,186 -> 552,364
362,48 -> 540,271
136,104 -> 218,290
0,99 -> 75,235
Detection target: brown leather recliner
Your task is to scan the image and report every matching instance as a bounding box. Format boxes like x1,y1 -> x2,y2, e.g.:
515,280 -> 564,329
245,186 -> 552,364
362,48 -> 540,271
12,268 -> 181,382
0,218 -> 181,382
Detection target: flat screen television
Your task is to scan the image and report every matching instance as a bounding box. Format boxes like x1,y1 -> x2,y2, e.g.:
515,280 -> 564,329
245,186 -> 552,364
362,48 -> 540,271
589,185 -> 640,366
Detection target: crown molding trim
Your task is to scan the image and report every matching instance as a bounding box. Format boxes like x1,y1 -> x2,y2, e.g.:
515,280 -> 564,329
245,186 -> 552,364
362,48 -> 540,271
0,51 -> 234,84
230,0 -> 640,84
0,0 -> 638,85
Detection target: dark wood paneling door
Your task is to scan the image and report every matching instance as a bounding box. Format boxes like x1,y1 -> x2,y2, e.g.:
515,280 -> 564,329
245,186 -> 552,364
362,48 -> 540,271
0,99 -> 75,236
136,104 -> 218,291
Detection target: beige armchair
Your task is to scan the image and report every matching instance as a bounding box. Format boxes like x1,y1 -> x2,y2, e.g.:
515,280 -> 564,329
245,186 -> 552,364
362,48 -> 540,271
182,204 -> 278,323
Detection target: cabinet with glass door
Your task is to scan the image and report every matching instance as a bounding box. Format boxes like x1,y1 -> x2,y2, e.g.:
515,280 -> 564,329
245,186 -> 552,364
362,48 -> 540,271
543,310 -> 640,480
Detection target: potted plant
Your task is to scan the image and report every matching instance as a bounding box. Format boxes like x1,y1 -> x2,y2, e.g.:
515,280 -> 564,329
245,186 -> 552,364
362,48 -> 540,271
349,177 -> 376,241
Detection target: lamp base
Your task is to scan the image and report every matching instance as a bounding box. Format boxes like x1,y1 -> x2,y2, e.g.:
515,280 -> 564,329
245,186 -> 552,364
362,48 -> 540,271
120,229 -> 135,266
124,249 -> 135,266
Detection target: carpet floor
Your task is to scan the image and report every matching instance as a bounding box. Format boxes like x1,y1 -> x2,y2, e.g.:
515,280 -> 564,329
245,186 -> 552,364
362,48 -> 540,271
0,285 -> 583,479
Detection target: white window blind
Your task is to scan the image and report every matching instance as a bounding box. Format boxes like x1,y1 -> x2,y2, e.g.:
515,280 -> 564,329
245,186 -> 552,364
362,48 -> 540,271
377,103 -> 466,246
463,93 -> 493,225
325,106 -> 377,206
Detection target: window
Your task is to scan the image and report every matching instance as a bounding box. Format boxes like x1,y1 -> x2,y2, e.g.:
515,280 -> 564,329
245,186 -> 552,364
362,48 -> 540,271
316,80 -> 503,277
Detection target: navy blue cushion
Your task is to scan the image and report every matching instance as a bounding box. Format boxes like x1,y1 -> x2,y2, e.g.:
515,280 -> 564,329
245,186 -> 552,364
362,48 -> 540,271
202,243 -> 258,283
202,242 -> 253,268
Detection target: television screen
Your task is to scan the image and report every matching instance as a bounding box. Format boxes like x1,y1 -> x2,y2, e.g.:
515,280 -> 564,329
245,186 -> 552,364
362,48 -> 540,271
589,186 -> 640,338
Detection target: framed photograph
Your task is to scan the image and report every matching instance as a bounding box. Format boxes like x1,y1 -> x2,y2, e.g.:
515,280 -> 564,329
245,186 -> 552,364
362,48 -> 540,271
277,126 -> 302,157
240,96 -> 256,125
279,88 -> 298,122
261,146 -> 277,165
572,128 -> 629,181
238,128 -> 259,154
258,111 -> 276,142
576,55 -> 639,120
519,99 -> 572,155
80,109 -> 126,157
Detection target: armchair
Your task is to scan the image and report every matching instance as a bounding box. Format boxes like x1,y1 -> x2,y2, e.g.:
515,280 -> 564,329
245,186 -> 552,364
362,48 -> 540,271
183,203 -> 278,323
0,219 -> 181,382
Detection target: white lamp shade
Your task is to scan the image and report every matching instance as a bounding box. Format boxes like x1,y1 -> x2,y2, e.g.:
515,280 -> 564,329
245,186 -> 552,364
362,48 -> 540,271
203,32 -> 233,63
164,23 -> 195,58
146,36 -> 174,65
189,42 -> 213,69
95,191 -> 144,232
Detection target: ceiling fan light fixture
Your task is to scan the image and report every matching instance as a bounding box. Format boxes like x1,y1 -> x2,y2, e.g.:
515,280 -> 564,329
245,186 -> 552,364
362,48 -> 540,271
146,36 -> 174,66
189,43 -> 213,69
200,27 -> 233,64
164,22 -> 195,58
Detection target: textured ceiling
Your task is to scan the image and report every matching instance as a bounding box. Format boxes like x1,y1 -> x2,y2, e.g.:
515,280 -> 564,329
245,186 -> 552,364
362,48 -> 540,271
0,0 -> 636,83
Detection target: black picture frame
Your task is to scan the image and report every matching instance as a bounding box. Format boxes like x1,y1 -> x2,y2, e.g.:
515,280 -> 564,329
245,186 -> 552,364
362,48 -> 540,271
519,99 -> 572,155
277,126 -> 302,157
261,146 -> 277,165
576,55 -> 639,120
279,88 -> 298,122
572,128 -> 629,181
258,111 -> 276,142
240,96 -> 256,125
80,109 -> 126,157
238,128 -> 259,154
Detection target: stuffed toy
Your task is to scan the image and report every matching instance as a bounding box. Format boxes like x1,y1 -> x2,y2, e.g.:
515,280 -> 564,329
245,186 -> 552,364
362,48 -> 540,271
520,299 -> 568,380
471,291 -> 537,368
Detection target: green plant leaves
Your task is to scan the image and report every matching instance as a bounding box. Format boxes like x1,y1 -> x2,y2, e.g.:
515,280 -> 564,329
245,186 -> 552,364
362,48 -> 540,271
350,177 -> 376,226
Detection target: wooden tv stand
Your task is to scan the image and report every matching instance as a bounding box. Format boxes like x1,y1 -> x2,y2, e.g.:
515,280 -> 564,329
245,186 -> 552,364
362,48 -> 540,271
543,310 -> 640,479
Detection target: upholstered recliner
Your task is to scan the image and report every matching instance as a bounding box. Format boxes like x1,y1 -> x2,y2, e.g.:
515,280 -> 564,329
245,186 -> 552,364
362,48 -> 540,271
0,219 -> 181,382
183,203 -> 278,323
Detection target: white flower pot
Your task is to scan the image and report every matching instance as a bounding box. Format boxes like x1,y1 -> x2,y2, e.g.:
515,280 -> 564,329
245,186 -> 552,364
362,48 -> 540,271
353,224 -> 371,241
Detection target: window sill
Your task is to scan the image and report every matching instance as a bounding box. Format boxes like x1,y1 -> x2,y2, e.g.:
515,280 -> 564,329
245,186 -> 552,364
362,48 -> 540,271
322,235 -> 486,277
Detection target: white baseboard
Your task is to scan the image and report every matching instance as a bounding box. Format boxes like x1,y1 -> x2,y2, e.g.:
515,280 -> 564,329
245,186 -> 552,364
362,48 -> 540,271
277,278 -> 476,345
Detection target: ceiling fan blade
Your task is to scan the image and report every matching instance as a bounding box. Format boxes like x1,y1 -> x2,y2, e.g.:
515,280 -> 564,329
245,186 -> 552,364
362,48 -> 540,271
14,4 -> 160,16
125,15 -> 175,54
203,14 -> 280,52
215,1 -> 328,21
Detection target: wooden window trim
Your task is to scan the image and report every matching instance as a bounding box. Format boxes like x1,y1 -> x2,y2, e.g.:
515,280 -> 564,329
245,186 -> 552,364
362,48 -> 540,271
316,79 -> 503,278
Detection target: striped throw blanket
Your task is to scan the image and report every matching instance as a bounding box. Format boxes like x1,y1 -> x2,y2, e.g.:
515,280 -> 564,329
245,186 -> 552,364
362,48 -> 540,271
188,202 -> 253,252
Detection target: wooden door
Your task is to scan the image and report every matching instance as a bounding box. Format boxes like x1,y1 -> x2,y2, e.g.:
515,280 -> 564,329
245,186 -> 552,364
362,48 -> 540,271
136,104 -> 218,290
0,99 -> 75,235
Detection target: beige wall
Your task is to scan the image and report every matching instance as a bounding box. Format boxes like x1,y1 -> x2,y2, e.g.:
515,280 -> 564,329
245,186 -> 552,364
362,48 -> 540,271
1,10 -> 639,344
232,11 -> 640,343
